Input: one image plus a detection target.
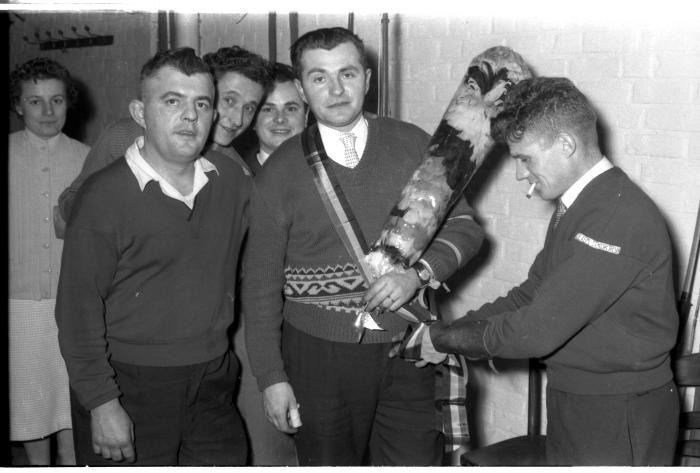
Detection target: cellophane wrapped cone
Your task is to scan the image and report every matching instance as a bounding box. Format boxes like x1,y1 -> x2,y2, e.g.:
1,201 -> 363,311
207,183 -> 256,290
365,46 -> 533,279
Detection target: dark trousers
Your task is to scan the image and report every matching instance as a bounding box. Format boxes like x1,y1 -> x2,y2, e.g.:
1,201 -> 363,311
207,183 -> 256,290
71,350 -> 248,466
546,380 -> 679,465
282,322 -> 443,466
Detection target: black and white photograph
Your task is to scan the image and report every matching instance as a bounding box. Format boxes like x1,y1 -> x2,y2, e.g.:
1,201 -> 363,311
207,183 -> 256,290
4,1 -> 700,467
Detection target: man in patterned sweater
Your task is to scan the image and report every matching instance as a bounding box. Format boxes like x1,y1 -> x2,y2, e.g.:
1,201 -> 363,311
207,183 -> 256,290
419,77 -> 679,465
242,27 -> 484,466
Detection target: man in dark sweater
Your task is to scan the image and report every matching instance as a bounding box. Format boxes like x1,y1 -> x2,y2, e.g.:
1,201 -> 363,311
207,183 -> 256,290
55,48 -> 250,465
419,77 -> 679,465
242,27 -> 484,466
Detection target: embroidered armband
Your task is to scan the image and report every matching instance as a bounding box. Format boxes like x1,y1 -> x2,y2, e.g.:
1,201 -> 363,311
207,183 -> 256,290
574,232 -> 621,255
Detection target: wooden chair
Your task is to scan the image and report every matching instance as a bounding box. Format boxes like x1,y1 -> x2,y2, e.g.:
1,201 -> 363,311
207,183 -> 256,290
675,353 -> 700,464
460,359 -> 547,466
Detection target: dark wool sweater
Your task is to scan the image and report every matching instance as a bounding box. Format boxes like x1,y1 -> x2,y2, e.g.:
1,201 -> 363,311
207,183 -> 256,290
56,152 -> 251,410
242,116 -> 485,391
473,167 -> 678,395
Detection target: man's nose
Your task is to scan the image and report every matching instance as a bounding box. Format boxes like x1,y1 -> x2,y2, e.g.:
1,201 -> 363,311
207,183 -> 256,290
515,160 -> 530,181
182,102 -> 198,122
227,105 -> 244,127
273,109 -> 285,123
329,76 -> 345,96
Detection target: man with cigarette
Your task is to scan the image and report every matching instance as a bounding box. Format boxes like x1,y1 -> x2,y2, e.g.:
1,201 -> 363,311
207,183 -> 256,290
415,77 -> 679,465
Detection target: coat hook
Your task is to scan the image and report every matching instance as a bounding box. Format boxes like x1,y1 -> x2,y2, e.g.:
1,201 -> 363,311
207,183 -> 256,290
84,25 -> 96,37
23,35 -> 39,45
71,26 -> 86,37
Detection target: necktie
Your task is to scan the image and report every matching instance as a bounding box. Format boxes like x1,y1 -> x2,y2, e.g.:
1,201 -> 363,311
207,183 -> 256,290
553,200 -> 567,228
340,132 -> 360,168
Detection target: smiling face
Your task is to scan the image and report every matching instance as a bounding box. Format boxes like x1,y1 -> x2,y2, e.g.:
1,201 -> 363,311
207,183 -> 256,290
295,41 -> 371,132
254,80 -> 305,155
132,66 -> 215,167
15,78 -> 68,139
213,71 -> 265,147
509,131 -> 576,201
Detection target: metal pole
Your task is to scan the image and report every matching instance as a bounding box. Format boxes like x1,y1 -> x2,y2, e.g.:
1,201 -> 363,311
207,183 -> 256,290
171,12 -> 200,54
268,12 -> 277,63
378,13 -> 390,117
289,12 -> 299,47
679,201 -> 700,355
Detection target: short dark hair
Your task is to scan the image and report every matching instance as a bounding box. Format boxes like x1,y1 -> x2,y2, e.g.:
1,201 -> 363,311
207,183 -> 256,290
290,27 -> 368,79
270,62 -> 296,85
10,57 -> 77,109
491,77 -> 598,145
203,45 -> 273,93
139,47 -> 212,97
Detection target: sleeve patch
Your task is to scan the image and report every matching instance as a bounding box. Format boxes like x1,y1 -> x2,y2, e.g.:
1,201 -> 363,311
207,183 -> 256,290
574,232 -> 621,255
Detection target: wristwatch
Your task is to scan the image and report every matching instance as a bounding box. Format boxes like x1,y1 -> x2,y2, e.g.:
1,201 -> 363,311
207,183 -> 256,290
413,260 -> 434,289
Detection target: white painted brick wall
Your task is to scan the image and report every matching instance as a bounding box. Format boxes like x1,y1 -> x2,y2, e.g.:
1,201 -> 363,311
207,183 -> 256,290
391,15 -> 700,447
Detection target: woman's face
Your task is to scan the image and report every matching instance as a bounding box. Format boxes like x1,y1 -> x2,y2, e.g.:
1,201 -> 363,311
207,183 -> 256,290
255,80 -> 306,155
16,78 -> 68,139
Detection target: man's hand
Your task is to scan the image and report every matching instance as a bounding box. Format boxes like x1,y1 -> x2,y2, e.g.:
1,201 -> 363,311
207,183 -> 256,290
90,398 -> 135,463
363,268 -> 421,312
388,323 -> 448,367
263,382 -> 301,434
419,322 -> 448,366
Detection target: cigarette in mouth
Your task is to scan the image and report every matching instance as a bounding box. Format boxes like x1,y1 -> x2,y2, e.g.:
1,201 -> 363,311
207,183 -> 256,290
526,182 -> 536,199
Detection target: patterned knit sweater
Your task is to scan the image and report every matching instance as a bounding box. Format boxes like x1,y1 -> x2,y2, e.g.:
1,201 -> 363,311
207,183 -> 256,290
242,116 -> 484,391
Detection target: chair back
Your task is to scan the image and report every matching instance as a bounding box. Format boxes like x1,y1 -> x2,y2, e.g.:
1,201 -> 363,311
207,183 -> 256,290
675,353 -> 700,463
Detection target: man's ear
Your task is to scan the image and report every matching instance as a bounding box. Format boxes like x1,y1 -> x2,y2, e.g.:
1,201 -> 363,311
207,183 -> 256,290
558,132 -> 577,158
294,79 -> 307,104
364,68 -> 372,96
128,99 -> 147,130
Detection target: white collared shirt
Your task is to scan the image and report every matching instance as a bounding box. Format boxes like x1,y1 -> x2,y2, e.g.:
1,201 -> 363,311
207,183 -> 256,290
125,136 -> 218,209
317,117 -> 368,167
257,149 -> 271,166
560,157 -> 614,209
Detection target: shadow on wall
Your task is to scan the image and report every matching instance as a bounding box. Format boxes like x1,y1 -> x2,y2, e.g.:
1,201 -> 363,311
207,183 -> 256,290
364,48 -> 379,116
63,77 -> 95,142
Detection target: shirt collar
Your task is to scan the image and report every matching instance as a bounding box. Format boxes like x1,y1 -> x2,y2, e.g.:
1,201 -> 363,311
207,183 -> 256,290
317,116 -> 369,165
125,136 -> 218,208
257,149 -> 271,166
560,156 -> 614,208
23,128 -> 62,148
317,116 -> 368,141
